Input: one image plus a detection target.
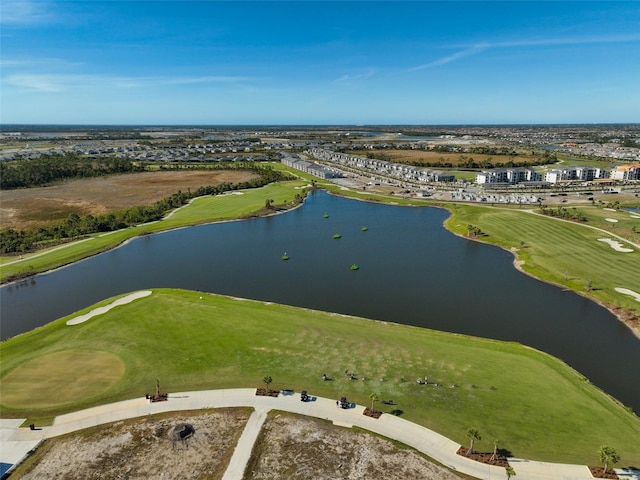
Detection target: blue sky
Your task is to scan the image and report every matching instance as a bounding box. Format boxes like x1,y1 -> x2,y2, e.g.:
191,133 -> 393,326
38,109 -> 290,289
1,1 -> 639,125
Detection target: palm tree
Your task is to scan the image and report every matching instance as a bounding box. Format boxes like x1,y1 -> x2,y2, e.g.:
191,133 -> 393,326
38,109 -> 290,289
466,428 -> 482,455
263,375 -> 272,392
490,439 -> 499,463
369,393 -> 379,412
505,465 -> 516,478
598,445 -> 620,474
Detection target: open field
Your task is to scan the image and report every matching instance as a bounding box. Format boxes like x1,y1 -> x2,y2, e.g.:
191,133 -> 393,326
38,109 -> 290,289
1,288 -> 639,465
0,170 -> 259,229
0,166 -> 309,282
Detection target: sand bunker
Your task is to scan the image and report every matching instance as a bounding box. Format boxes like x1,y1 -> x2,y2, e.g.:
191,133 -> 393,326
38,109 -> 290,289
614,288 -> 640,302
603,208 -> 617,212
605,218 -> 618,223
67,291 -> 152,325
597,238 -> 634,253
631,215 -> 640,219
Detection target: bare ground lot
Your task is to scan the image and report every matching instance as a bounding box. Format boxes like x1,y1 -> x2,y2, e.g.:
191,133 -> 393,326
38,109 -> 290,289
245,412 -> 462,480
14,409 -> 250,480
12,411 -> 463,480
0,170 -> 259,230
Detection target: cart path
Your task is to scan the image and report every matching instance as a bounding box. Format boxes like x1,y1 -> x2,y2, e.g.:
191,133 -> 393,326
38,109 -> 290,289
2,389 -> 639,480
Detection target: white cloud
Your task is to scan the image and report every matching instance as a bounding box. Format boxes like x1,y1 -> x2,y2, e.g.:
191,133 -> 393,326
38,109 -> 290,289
407,33 -> 640,73
4,74 -> 72,92
0,0 -> 57,26
163,76 -> 249,85
3,73 -> 250,92
487,33 -> 640,49
408,43 -> 489,72
334,69 -> 376,83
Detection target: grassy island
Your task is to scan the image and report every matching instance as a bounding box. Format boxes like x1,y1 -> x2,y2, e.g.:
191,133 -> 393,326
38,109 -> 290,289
1,288 -> 638,466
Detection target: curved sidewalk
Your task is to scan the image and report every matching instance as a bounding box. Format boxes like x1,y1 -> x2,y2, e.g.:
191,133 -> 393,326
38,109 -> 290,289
1,388 -> 635,480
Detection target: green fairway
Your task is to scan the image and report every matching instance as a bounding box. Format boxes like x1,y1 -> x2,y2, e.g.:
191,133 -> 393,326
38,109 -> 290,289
1,289 -> 638,466
445,204 -> 640,316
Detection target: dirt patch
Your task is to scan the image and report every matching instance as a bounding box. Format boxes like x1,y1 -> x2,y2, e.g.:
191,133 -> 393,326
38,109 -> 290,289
0,170 -> 259,229
363,407 -> 382,419
456,446 -> 510,467
589,466 -> 620,479
607,304 -> 640,330
13,409 -> 250,480
244,412 -> 463,479
255,388 -> 279,397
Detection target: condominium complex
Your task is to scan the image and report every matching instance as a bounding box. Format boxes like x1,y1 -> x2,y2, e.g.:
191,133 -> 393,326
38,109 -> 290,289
544,166 -> 610,184
306,148 -> 455,184
611,163 -> 640,181
476,168 -> 542,185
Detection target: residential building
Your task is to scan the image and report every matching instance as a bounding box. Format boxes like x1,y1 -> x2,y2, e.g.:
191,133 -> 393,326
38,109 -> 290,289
476,168 -> 541,185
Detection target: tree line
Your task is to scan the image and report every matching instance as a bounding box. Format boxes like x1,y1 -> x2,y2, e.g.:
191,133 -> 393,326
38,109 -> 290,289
0,153 -> 145,189
539,205 -> 587,222
363,151 -> 557,170
0,165 -> 293,255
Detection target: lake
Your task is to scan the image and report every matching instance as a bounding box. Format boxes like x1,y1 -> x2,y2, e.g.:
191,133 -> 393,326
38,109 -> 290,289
2,190 -> 639,411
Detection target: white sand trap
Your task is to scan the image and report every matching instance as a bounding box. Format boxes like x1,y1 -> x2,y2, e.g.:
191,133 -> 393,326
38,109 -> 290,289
605,218 -> 618,223
597,238 -> 634,252
67,291 -> 152,325
615,288 -> 640,302
631,214 -> 640,219
220,191 -> 244,196
603,208 -> 617,211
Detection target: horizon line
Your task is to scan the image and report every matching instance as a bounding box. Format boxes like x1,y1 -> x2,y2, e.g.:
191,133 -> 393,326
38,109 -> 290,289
2,122 -> 639,129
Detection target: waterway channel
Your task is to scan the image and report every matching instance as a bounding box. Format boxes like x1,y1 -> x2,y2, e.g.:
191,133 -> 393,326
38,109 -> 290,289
1,190 -> 639,411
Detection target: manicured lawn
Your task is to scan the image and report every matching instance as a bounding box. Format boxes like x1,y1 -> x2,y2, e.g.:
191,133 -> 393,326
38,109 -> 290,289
445,204 -> 640,315
575,205 -> 640,243
1,289 -> 639,466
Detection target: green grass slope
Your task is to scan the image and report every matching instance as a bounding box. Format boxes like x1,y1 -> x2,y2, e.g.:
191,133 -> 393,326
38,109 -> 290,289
445,204 -> 640,315
0,175 -> 308,282
1,289 -> 638,466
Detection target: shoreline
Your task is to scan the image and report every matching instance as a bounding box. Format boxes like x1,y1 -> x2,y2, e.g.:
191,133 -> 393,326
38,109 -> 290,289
443,220 -> 640,341
321,186 -> 640,339
3,184 -> 638,340
0,188 -> 306,288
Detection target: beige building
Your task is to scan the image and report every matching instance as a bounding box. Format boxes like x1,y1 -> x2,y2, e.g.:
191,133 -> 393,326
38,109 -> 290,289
611,163 -> 640,181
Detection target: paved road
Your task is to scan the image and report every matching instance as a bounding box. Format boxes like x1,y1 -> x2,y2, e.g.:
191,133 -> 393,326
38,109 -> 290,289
2,389 -> 638,479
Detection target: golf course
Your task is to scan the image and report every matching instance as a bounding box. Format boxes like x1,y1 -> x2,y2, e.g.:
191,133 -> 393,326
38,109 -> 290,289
2,165 -> 639,327
2,167 -> 640,471
1,288 -> 639,467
